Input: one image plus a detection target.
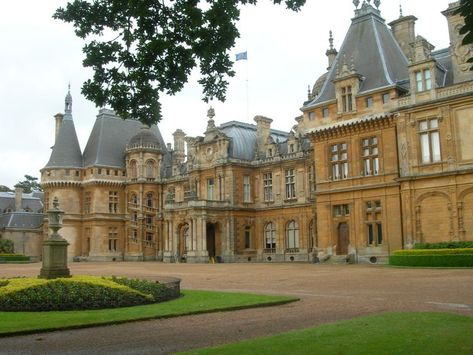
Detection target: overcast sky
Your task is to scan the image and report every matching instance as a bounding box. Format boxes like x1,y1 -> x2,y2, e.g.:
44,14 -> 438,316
0,0 -> 453,189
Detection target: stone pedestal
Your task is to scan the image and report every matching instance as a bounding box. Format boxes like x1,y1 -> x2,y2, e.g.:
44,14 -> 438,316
39,239 -> 70,278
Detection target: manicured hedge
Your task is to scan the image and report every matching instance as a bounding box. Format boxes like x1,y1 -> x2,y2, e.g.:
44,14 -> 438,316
389,254 -> 473,267
0,276 -> 155,311
413,241 -> 473,249
393,248 -> 473,256
0,254 -> 30,262
109,276 -> 174,302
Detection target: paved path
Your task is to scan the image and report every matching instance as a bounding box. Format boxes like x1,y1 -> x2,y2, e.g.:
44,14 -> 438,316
1,262 -> 472,354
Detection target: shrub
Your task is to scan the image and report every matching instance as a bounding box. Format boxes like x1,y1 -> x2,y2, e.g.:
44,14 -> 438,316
0,276 -> 154,311
108,276 -> 174,302
0,254 -> 30,262
0,239 -> 14,253
393,248 -> 473,256
413,241 -> 473,249
389,254 -> 473,267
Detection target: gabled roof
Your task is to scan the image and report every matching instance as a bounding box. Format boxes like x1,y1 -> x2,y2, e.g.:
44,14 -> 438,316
304,3 -> 409,109
82,109 -> 168,168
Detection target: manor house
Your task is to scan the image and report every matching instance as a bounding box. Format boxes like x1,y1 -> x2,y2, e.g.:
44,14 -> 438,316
41,1 -> 473,264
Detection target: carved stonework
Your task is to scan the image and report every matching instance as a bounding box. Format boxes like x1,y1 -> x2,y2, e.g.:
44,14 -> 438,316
454,24 -> 473,72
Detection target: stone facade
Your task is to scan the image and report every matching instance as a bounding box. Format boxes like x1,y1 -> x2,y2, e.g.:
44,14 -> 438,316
40,1 -> 473,264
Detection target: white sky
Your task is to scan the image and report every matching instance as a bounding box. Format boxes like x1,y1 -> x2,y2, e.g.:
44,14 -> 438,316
0,0 -> 452,188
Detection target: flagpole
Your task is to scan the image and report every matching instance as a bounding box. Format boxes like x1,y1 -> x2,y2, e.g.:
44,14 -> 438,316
246,55 -> 249,121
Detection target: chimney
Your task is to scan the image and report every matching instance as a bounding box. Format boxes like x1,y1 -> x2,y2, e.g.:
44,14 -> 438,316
254,115 -> 273,156
442,1 -> 473,84
389,15 -> 418,59
54,113 -> 64,142
173,129 -> 186,159
15,187 -> 23,212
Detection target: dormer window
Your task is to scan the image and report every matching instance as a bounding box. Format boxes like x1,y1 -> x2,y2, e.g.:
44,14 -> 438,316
415,69 -> 432,92
309,111 -> 316,121
366,97 -> 373,108
267,148 -> 273,158
341,86 -> 353,112
289,144 -> 294,153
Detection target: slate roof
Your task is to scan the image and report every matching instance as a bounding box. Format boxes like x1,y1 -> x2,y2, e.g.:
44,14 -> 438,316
304,4 -> 409,109
44,116 -> 83,168
0,192 -> 43,213
0,212 -> 43,230
82,109 -> 168,169
219,121 -> 288,161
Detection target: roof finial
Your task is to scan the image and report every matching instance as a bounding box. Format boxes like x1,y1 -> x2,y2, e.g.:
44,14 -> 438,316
206,106 -> 216,131
374,0 -> 380,9
399,2 -> 403,17
329,30 -> 334,50
64,84 -> 72,117
353,0 -> 360,9
307,85 -> 311,100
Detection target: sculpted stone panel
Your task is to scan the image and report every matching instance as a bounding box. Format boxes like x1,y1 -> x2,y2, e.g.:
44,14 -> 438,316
455,107 -> 473,162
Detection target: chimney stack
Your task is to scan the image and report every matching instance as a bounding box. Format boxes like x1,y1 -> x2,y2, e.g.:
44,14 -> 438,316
15,187 -> 23,212
254,115 -> 273,156
54,113 -> 64,142
389,15 -> 418,59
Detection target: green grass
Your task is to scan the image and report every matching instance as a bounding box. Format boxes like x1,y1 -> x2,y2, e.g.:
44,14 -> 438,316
0,290 -> 297,336
180,312 -> 473,355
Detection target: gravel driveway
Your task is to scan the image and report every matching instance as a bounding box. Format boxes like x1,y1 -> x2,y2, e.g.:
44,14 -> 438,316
1,262 -> 472,354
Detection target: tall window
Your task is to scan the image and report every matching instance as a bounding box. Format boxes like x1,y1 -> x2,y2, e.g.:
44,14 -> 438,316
130,160 -> 138,178
366,96 -> 373,108
207,178 -> 214,200
145,160 -> 155,178
366,200 -> 382,246
146,214 -> 153,227
108,227 -> 118,252
286,220 -> 299,250
84,191 -> 91,214
108,191 -> 118,213
130,193 -> 138,205
331,143 -> 348,180
322,108 -> 329,118
415,69 -> 432,92
419,118 -> 441,163
264,222 -> 276,250
285,169 -> 296,200
263,172 -> 273,202
341,86 -> 353,112
243,175 -> 251,202
244,226 -> 251,249
362,137 -> 379,176
146,193 -> 153,207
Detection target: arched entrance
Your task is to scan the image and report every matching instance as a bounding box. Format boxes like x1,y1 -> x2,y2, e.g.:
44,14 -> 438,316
337,222 -> 349,255
206,223 -> 216,258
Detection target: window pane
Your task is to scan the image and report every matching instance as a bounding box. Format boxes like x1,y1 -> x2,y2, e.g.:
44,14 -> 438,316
343,162 -> 349,178
430,118 -> 438,129
364,159 -> 371,175
431,131 -> 441,162
420,133 -> 431,163
419,120 -> 428,131
377,223 -> 383,244
373,158 -> 379,175
368,224 -> 374,245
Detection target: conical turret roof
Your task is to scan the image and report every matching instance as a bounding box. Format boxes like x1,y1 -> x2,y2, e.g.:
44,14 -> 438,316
44,88 -> 82,168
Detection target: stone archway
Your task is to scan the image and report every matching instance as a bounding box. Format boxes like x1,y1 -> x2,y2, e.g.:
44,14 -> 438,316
206,223 -> 216,259
337,222 -> 349,255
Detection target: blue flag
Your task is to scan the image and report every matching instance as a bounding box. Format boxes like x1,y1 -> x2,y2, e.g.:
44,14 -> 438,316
235,51 -> 248,61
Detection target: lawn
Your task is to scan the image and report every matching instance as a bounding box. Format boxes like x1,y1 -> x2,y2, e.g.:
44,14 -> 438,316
180,312 -> 473,355
0,290 -> 297,336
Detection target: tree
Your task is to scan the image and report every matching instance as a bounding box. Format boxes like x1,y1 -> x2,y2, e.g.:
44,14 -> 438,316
14,175 -> 42,194
0,185 -> 12,193
54,0 -> 306,126
457,0 -> 473,69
